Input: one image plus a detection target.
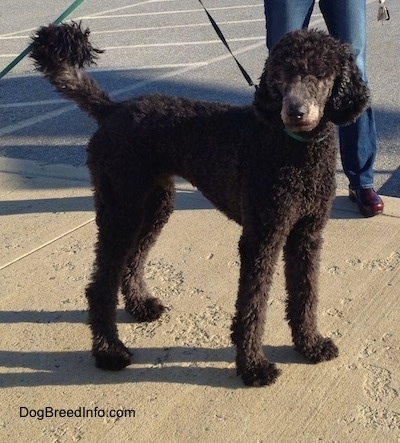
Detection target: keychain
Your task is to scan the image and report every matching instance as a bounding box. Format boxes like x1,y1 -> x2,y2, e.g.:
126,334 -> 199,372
377,0 -> 390,24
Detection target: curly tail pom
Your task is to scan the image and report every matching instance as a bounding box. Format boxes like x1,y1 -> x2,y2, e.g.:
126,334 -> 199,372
30,21 -> 104,73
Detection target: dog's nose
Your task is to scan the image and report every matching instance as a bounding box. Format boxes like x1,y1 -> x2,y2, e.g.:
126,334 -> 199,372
287,106 -> 305,120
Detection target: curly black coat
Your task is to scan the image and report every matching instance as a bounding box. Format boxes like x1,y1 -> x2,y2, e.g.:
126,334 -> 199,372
30,23 -> 369,386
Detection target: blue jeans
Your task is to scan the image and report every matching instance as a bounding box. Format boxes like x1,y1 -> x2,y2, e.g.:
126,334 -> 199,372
264,0 -> 377,189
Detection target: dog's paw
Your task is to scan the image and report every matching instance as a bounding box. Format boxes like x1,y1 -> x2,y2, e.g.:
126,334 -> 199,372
237,357 -> 281,387
296,336 -> 339,363
125,296 -> 166,322
93,342 -> 132,371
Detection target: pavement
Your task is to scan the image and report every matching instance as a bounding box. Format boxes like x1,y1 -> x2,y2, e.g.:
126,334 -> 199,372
0,1 -> 399,442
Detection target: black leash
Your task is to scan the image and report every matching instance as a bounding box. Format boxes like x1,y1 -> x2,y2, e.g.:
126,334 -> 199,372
198,0 -> 257,90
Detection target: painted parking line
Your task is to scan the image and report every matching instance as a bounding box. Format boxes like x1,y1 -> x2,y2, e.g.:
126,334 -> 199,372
0,19 -> 265,41
80,4 -> 262,20
0,2 -> 262,38
103,36 -> 264,51
0,40 -> 264,137
0,3 -> 328,135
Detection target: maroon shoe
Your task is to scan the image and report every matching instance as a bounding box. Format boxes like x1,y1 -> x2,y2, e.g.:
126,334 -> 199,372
349,188 -> 384,217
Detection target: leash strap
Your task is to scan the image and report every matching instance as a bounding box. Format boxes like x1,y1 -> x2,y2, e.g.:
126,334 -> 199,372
198,0 -> 256,89
0,0 -> 86,79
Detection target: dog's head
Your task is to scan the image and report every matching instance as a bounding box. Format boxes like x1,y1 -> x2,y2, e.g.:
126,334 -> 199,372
254,29 -> 370,132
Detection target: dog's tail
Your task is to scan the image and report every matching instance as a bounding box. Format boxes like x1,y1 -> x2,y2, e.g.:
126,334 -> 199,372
30,22 -> 113,122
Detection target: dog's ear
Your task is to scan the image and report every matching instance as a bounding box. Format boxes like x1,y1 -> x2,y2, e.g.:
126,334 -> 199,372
253,59 -> 282,120
325,48 -> 370,125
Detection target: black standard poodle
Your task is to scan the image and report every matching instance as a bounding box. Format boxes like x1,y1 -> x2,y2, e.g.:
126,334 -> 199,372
30,22 -> 369,386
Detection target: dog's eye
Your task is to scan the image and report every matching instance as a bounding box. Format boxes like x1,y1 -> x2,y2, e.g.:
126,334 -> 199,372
273,79 -> 285,91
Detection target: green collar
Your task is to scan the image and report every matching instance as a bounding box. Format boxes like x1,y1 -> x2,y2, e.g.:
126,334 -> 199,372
284,128 -> 329,144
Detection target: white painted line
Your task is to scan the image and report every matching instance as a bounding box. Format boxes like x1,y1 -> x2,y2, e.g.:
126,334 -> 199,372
0,99 -> 70,109
106,40 -> 263,98
1,1 -> 257,38
88,0 -> 177,17
0,62 -> 209,109
1,0 -> 375,39
0,105 -> 77,136
91,19 -> 265,34
0,136 -> 86,145
0,36 -> 264,62
120,62 -> 209,70
0,20 -> 265,41
103,36 -> 264,51
0,36 -> 28,41
0,14 -> 334,135
0,40 -> 264,136
80,4 -> 262,20
0,0 -> 177,37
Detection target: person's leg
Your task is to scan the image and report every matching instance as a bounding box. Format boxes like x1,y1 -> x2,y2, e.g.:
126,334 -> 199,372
264,0 -> 315,50
319,0 -> 383,215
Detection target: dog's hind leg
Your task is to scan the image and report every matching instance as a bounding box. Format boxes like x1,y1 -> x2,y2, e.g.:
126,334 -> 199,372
86,178 -> 152,370
122,178 -> 175,322
283,217 -> 339,363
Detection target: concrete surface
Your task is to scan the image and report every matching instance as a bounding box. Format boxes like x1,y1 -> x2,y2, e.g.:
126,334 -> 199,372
0,1 -> 399,442
0,158 -> 399,442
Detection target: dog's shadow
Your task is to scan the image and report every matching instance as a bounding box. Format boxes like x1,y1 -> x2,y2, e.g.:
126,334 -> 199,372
0,345 -> 306,389
0,309 -> 308,389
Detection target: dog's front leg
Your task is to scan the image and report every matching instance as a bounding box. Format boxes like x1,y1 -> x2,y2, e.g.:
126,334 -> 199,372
231,229 -> 283,386
283,217 -> 339,363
